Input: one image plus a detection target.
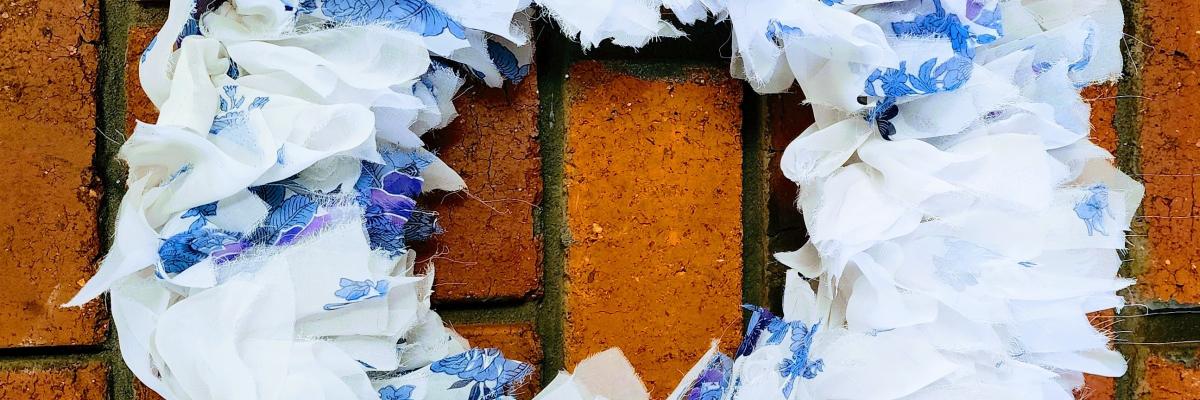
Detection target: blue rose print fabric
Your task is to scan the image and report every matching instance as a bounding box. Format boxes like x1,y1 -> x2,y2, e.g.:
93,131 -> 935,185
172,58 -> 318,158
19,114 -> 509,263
155,147 -> 441,279
372,348 -> 533,400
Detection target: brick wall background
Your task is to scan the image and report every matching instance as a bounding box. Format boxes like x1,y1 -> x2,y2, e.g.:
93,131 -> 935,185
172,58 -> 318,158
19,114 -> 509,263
2,0 -> 1200,399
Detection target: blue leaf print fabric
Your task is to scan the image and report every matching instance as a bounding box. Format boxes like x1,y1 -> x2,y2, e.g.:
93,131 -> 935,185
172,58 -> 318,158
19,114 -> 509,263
864,56 -> 973,98
1069,28 -> 1096,73
736,306 -> 823,398
226,60 -> 242,79
771,321 -> 823,398
155,156 -> 435,277
324,278 -> 390,310
161,157 -> 434,277
402,208 -> 443,243
163,148 -> 440,277
965,0 -> 1003,39
239,188 -> 326,250
355,148 -> 437,256
275,213 -> 331,246
320,0 -> 466,39
1074,184 -> 1111,236
158,217 -> 244,274
861,0 -> 988,131
765,20 -> 803,43
296,0 -> 318,14
736,305 -> 781,357
429,348 -> 532,400
378,385 -> 415,400
862,55 -> 971,140
252,194 -> 319,245
166,164 -> 192,185
174,17 -> 200,49
210,85 -> 269,137
865,96 -> 900,140
181,202 -> 218,218
486,40 -> 530,84
891,0 -> 996,58
1031,28 -> 1095,78
266,195 -> 319,233
685,354 -> 733,400
249,184 -> 287,209
140,36 -> 157,64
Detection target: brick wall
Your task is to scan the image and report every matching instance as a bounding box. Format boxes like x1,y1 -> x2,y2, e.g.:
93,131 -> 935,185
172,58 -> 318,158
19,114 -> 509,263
3,1 -> 1200,399
1115,0 -> 1200,399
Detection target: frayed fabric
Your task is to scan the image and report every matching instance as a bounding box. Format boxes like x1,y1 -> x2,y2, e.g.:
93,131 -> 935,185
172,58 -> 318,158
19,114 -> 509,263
73,0 -> 1136,399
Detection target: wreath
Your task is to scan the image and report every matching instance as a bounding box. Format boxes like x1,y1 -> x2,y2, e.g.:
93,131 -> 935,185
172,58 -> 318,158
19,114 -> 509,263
69,0 -> 1139,399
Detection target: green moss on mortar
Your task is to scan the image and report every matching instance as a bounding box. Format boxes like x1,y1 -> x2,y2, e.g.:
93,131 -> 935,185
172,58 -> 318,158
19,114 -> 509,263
95,0 -> 140,397
600,60 -> 728,81
438,303 -> 540,325
741,89 -> 772,313
533,25 -> 572,387
1114,0 -> 1150,397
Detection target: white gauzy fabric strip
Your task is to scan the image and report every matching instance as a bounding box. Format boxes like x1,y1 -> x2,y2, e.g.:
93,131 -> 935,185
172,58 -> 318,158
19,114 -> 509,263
68,0 -> 1137,399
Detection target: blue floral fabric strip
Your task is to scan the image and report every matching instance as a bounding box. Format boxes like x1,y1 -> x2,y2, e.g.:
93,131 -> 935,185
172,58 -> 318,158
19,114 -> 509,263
156,146 -> 441,278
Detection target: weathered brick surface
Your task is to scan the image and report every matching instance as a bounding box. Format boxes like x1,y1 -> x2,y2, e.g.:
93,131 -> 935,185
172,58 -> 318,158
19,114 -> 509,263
455,323 -> 542,399
1069,84 -> 1121,400
0,362 -> 108,399
456,323 -> 543,367
1077,372 -> 1116,400
418,70 -> 542,303
1138,352 -> 1200,399
765,91 -> 814,255
135,380 -> 165,400
126,26 -> 158,136
764,91 -> 815,309
1076,310 -> 1117,400
1136,0 -> 1200,304
0,0 -> 107,347
1084,84 -> 1119,155
562,62 -> 744,396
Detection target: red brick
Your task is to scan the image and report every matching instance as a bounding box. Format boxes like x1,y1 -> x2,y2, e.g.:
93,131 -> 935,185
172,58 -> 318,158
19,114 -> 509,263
126,26 -> 159,136
454,323 -> 542,399
563,62 -> 744,397
1138,174 -> 1200,301
417,69 -> 542,303
1084,84 -> 1119,155
1077,373 -> 1116,400
135,380 -> 165,400
1135,0 -> 1200,303
1138,353 -> 1200,399
0,362 -> 108,399
765,91 -> 815,253
1076,310 -> 1117,400
0,0 -> 107,347
764,91 -> 815,307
